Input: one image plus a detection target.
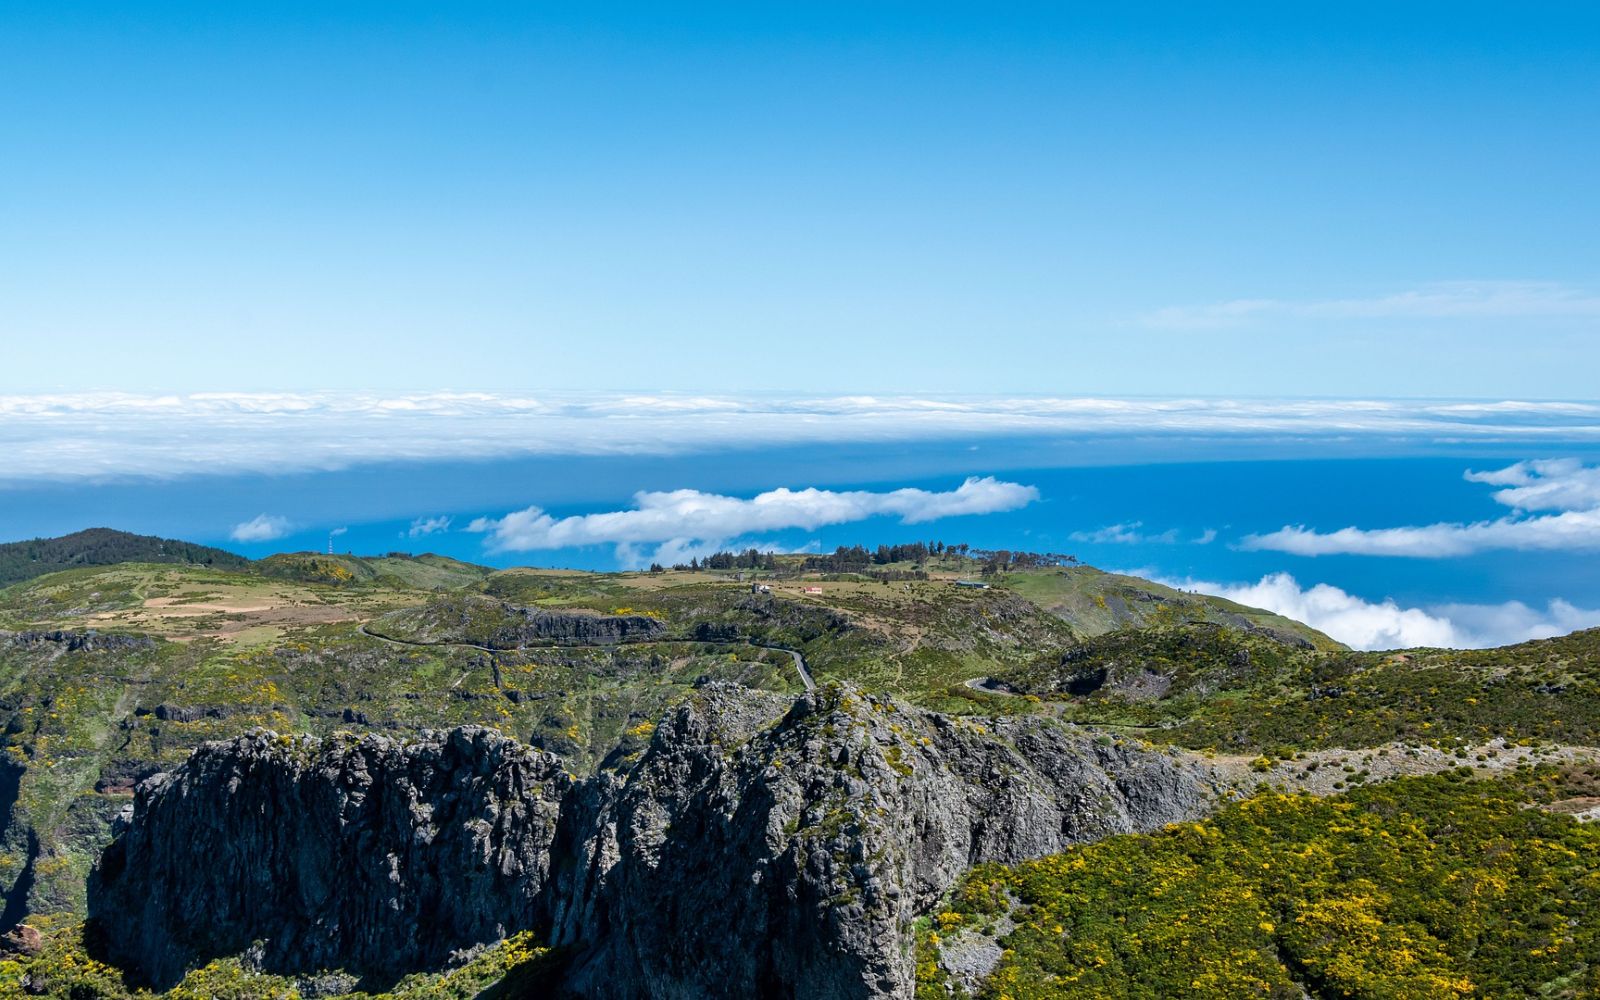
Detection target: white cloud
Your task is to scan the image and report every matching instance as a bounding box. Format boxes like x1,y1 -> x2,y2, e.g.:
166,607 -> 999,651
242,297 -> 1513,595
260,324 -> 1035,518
613,536 -> 810,570
1245,459 -> 1600,558
1464,458 -> 1600,512
1195,528 -> 1218,545
1244,510 -> 1600,558
468,476 -> 1038,564
1069,521 -> 1179,545
329,526 -> 349,538
1,392 -> 1598,484
615,537 -> 728,570
1147,280 -> 1600,330
1427,598 -> 1600,648
230,514 -> 292,542
407,515 -> 452,538
1159,571 -> 1600,650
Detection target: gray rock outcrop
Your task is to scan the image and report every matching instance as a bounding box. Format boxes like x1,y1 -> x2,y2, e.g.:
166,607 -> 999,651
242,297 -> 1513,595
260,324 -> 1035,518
2,630 -> 157,653
91,684 -> 1223,997
91,727 -> 571,986
551,685 -> 1217,999
494,608 -> 667,647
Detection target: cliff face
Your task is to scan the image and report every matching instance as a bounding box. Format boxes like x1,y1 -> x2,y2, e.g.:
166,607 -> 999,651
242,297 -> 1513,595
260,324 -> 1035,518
497,608 -> 667,646
90,728 -> 572,986
91,685 -> 1222,997
1,630 -> 157,654
551,687 -> 1219,999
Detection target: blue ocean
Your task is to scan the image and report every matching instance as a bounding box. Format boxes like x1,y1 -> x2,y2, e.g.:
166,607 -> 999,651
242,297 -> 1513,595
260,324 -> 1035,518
6,429 -> 1599,650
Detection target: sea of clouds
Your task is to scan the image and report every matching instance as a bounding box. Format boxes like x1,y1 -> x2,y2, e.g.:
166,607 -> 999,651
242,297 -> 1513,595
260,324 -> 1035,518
4,391 -> 1600,484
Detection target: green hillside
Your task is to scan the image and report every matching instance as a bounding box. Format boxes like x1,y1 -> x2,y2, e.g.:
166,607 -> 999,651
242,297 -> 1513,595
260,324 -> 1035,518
997,622 -> 1600,751
1,534 -> 1597,999
996,565 -> 1341,649
0,529 -> 248,587
256,551 -> 493,589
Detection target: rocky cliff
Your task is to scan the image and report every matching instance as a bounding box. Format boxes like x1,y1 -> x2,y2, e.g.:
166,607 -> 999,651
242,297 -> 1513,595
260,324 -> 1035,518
91,728 -> 572,986
373,596 -> 668,648
91,684 -> 1224,997
494,607 -> 668,647
1,630 -> 157,654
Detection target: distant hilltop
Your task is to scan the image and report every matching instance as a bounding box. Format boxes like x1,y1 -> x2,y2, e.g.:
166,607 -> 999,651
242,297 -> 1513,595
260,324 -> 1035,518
0,527 -> 249,587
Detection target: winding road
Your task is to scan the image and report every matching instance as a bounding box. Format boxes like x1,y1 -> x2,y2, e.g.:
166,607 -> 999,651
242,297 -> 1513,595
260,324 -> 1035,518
750,641 -> 815,691
964,676 -> 1022,696
358,624 -> 815,692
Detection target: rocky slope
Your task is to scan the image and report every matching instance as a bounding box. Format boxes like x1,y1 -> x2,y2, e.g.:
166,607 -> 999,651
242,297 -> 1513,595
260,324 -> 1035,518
2,629 -> 157,654
91,727 -> 572,986
91,683 -> 1223,997
372,595 -> 668,647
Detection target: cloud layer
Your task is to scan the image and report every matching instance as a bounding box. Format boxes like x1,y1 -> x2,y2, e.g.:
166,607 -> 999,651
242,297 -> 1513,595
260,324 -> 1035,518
1246,459 -> 1600,558
468,477 -> 1038,566
230,514 -> 292,542
1163,571 -> 1600,651
2,392 -> 1598,484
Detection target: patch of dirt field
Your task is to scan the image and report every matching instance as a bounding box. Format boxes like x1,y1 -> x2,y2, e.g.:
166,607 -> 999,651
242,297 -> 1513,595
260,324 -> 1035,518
1209,739 -> 1600,804
85,593 -> 365,641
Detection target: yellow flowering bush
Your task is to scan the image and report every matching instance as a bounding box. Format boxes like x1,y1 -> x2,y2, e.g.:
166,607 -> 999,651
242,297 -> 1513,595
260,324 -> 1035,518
919,770 -> 1600,999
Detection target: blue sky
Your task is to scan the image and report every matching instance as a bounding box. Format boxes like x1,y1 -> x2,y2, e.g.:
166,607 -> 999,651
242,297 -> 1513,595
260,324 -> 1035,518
3,2 -> 1598,396
4,5 -> 1600,651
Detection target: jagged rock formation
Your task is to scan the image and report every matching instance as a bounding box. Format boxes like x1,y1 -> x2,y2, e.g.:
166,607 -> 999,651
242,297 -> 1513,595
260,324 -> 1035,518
1,630 -> 157,654
377,596 -> 668,648
497,607 -> 667,646
91,684 -> 1224,997
91,728 -> 572,986
550,686 -> 1220,999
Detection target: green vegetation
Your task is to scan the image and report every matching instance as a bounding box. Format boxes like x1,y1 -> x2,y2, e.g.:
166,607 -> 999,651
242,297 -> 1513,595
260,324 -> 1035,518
0,530 -> 248,587
468,569 -> 1081,704
993,566 -> 1340,650
0,917 -> 558,999
1006,622 -> 1600,751
255,552 -> 492,590
920,769 -> 1600,999
5,534 -> 1600,997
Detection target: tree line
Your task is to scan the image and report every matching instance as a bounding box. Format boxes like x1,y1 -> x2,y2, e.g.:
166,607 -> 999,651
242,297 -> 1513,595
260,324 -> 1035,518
644,541 -> 1077,576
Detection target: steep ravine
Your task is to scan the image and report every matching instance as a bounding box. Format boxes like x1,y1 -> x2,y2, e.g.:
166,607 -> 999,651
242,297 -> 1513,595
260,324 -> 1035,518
90,683 -> 1227,998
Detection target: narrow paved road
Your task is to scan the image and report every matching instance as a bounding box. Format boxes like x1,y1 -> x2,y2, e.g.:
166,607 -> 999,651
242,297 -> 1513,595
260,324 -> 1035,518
751,641 -> 815,691
964,676 -> 1021,696
359,625 -> 815,692
360,624 -> 497,653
